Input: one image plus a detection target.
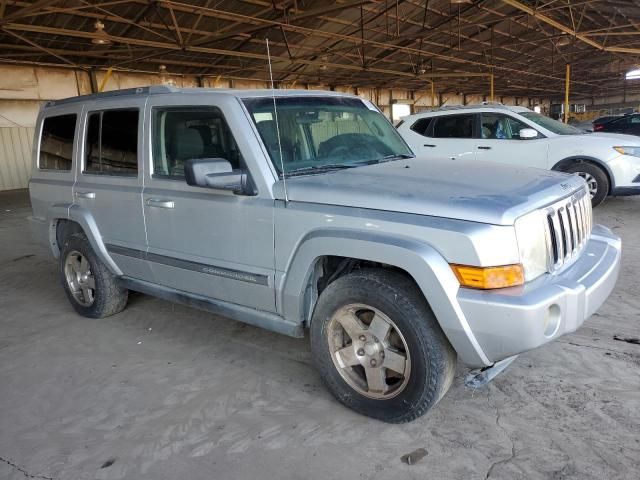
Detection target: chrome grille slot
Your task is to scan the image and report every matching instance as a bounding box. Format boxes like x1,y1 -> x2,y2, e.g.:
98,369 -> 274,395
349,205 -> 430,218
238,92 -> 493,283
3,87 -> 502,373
544,188 -> 592,272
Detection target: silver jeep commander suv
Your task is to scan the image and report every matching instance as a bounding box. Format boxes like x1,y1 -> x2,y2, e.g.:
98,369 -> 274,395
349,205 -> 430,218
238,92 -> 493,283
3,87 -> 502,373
29,86 -> 621,422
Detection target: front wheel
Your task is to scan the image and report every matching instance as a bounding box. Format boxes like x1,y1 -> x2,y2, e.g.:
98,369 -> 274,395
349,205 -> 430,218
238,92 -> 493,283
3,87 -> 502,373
565,162 -> 609,207
310,269 -> 456,423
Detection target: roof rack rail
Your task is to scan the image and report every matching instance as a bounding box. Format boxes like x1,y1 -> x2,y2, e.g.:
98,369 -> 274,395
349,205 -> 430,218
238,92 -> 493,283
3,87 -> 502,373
44,85 -> 178,108
424,102 -> 510,113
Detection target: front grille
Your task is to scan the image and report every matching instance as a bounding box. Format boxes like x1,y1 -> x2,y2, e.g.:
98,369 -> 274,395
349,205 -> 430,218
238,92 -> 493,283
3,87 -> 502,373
544,188 -> 592,272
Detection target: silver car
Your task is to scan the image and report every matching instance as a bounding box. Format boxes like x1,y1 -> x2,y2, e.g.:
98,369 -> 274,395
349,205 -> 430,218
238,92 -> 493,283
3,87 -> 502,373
28,86 -> 621,422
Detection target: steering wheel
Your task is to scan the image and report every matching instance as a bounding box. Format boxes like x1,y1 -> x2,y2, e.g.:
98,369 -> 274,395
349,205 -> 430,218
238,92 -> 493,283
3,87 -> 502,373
321,136 -> 381,161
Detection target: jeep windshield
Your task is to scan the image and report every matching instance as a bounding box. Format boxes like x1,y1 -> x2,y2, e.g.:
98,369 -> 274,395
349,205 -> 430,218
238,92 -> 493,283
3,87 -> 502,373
519,111 -> 584,135
243,96 -> 414,176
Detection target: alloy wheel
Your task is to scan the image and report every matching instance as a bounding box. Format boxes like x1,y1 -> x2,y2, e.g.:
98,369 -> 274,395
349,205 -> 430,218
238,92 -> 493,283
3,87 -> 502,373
327,303 -> 411,399
577,172 -> 598,198
64,250 -> 96,307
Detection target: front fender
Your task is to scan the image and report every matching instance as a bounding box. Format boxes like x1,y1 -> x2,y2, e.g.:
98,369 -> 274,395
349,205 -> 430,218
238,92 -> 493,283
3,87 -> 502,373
280,229 -> 491,366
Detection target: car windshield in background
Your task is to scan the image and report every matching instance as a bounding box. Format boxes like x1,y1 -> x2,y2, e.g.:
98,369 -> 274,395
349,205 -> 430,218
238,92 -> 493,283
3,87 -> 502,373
519,112 -> 584,135
243,96 -> 414,176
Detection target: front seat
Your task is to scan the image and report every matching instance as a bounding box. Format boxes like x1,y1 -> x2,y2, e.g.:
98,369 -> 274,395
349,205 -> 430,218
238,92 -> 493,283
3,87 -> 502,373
168,123 -> 205,176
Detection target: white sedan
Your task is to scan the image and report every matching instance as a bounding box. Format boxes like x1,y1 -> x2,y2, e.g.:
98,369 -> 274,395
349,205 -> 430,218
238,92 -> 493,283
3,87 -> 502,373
397,104 -> 640,206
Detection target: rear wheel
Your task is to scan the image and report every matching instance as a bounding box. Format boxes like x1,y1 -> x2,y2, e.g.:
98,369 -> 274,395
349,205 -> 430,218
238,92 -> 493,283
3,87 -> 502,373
59,232 -> 128,318
310,269 -> 456,423
565,162 -> 609,207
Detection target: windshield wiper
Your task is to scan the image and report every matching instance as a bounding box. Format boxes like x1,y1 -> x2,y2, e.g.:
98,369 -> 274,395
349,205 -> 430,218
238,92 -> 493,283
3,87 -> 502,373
365,153 -> 415,164
284,163 -> 358,177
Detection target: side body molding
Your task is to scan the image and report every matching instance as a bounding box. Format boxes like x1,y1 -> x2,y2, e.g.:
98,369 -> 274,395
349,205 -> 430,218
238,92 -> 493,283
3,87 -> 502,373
279,229 -> 491,367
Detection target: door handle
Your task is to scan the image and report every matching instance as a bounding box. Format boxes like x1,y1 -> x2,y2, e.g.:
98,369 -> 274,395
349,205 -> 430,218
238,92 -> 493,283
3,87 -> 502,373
75,191 -> 95,199
477,146 -> 492,150
423,144 -> 436,147
146,198 -> 175,209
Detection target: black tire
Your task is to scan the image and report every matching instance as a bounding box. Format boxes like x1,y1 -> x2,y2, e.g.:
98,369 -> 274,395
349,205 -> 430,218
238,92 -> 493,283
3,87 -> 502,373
565,162 -> 609,207
310,269 -> 456,423
59,232 -> 128,318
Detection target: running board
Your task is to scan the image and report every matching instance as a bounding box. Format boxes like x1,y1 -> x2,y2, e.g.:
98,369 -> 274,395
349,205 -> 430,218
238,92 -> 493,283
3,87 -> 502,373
118,276 -> 305,338
464,355 -> 519,389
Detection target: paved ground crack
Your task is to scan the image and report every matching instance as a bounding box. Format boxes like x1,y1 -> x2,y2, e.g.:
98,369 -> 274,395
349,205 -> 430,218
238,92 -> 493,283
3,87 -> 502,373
485,388 -> 516,480
0,456 -> 55,480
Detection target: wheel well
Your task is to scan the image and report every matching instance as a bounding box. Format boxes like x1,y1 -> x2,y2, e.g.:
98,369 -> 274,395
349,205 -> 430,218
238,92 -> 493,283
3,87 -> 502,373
552,157 -> 612,194
302,256 -> 418,326
55,219 -> 84,250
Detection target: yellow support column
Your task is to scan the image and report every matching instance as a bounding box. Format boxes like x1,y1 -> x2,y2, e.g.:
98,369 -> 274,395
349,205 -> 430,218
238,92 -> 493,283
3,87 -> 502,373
431,81 -> 436,107
564,63 -> 571,123
98,67 -> 113,93
490,73 -> 494,102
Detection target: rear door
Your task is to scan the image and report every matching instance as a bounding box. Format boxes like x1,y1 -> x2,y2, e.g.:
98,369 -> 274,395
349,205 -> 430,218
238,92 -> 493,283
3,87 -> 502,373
73,100 -> 152,280
410,113 -> 478,161
475,112 -> 549,169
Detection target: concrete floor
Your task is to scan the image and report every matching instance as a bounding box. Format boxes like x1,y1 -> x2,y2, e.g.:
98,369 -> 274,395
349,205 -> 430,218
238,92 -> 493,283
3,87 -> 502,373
0,189 -> 638,480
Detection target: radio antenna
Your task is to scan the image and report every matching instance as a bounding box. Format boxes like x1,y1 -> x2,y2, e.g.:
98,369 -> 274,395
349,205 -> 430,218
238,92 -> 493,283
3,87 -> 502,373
266,38 -> 288,203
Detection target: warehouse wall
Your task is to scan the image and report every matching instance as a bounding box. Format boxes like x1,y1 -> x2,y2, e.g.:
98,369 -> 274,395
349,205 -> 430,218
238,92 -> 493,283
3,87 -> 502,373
0,64 -> 551,190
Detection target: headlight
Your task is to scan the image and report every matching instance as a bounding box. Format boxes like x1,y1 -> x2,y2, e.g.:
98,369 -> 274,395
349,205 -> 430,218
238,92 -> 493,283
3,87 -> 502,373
514,210 -> 549,282
613,146 -> 640,157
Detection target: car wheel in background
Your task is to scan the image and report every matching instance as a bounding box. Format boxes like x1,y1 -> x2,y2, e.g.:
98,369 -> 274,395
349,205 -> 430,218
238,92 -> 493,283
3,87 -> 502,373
565,162 -> 609,207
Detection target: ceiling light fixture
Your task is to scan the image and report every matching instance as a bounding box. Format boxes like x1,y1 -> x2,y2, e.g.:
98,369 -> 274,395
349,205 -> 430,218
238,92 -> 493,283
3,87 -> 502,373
91,20 -> 112,45
556,33 -> 571,47
625,68 -> 640,80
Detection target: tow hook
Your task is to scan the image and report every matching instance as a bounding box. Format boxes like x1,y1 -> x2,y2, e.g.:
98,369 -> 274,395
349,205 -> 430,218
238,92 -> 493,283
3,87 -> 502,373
464,355 -> 519,389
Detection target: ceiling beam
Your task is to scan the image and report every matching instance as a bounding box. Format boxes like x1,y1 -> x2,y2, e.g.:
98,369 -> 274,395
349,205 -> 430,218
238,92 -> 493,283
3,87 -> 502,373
188,0 -> 378,48
501,0 -> 640,54
0,0 -> 63,25
2,20 -> 605,88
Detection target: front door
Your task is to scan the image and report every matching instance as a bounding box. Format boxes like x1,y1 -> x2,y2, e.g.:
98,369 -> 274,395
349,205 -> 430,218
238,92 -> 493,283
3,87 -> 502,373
475,112 -> 549,169
142,99 -> 275,312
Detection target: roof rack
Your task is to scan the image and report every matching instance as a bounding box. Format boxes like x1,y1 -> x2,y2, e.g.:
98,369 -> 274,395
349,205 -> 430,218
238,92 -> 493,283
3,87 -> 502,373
426,102 -> 510,113
44,85 -> 178,108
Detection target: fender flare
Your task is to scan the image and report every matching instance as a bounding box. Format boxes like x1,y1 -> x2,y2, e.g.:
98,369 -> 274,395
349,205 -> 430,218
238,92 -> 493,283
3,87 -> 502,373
280,228 -> 491,366
48,203 -> 122,276
551,155 -> 615,192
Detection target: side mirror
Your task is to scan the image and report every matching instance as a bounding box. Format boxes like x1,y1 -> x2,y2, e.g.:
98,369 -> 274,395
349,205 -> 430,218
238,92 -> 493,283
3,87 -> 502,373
184,158 -> 253,195
519,128 -> 539,140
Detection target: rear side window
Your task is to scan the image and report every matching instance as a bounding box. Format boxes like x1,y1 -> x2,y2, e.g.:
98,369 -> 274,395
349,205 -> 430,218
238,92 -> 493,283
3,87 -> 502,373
410,118 -> 433,136
84,109 -> 139,175
39,114 -> 76,171
151,107 -> 243,178
432,114 -> 474,138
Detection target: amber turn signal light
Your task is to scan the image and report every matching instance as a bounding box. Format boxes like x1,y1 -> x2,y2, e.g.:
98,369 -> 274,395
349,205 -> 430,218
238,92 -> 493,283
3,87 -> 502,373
450,264 -> 525,290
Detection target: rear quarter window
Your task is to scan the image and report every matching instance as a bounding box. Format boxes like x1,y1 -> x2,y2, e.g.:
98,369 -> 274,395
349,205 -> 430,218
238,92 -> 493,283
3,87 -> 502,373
39,114 -> 77,171
410,118 -> 433,136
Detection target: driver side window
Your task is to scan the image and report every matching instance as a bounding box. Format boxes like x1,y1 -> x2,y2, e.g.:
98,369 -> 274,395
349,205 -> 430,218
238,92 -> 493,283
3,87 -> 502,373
152,107 -> 243,179
480,113 -> 530,139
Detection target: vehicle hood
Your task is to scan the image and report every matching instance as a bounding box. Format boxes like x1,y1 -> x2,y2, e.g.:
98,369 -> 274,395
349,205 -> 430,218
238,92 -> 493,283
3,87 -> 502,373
587,132 -> 640,144
272,157 -> 585,225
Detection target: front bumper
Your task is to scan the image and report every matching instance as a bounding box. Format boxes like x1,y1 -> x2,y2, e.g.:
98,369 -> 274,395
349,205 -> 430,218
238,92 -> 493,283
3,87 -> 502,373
456,224 -> 621,365
608,154 -> 640,191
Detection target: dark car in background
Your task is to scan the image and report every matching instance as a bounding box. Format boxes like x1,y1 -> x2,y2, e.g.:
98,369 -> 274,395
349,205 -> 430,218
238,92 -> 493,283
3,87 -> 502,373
594,113 -> 640,136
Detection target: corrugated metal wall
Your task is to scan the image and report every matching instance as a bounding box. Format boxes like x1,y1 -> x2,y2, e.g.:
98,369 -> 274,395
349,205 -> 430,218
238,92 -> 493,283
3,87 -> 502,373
0,127 -> 34,191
